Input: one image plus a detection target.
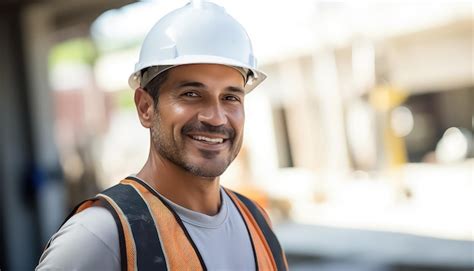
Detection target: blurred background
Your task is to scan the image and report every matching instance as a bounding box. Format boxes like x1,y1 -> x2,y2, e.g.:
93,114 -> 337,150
0,0 -> 473,270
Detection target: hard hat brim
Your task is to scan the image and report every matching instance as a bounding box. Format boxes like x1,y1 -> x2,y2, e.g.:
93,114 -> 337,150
128,55 -> 266,93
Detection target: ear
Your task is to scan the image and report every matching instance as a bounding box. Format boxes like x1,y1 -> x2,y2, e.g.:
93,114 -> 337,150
134,88 -> 155,128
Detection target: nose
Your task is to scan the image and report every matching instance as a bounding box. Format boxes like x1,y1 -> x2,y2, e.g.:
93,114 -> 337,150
197,103 -> 227,127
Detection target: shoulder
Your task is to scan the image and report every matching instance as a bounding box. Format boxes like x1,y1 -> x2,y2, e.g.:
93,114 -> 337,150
36,206 -> 120,271
70,205 -> 119,251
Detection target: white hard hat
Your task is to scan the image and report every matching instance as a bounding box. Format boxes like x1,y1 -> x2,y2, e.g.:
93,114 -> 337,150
128,1 -> 266,93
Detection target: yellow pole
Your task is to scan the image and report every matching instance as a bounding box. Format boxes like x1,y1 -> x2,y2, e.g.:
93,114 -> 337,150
369,85 -> 408,169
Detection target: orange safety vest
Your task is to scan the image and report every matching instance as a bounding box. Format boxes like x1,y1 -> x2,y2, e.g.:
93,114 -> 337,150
53,177 -> 289,271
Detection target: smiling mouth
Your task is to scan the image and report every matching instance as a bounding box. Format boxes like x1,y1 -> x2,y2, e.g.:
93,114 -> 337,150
189,135 -> 228,145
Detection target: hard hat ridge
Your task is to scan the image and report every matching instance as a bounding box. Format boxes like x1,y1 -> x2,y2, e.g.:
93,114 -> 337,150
129,1 -> 266,92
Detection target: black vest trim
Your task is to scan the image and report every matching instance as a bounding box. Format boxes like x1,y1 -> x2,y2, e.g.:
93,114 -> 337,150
101,183 -> 168,271
233,192 -> 287,271
125,176 -> 208,271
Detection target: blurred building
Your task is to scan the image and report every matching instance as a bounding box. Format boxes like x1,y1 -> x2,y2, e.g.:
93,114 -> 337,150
251,17 -> 472,176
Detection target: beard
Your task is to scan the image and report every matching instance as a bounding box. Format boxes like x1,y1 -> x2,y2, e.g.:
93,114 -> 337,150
150,111 -> 242,178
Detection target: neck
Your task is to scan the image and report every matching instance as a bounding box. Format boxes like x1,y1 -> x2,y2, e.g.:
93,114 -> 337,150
136,148 -> 221,216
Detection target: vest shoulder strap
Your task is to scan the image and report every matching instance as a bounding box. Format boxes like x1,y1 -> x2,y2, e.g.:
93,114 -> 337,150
100,182 -> 168,271
121,177 -> 206,271
226,189 -> 289,271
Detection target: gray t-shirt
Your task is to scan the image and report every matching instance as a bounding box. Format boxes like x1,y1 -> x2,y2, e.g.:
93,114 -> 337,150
36,184 -> 255,271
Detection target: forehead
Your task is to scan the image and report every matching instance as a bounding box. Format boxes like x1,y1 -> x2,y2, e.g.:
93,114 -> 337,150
165,64 -> 245,87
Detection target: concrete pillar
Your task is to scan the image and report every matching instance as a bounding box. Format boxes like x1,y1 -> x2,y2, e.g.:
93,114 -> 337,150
22,3 -> 66,248
277,58 -> 321,171
0,5 -> 39,270
311,49 -> 351,175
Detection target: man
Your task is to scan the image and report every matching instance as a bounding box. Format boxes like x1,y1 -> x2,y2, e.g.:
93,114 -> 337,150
37,1 -> 288,270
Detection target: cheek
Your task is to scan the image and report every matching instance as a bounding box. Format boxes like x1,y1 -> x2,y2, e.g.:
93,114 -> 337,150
229,107 -> 245,133
167,105 -> 196,137
169,104 -> 187,115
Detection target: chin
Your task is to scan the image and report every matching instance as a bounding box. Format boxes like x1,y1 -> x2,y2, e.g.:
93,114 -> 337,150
186,166 -> 227,178
184,158 -> 230,178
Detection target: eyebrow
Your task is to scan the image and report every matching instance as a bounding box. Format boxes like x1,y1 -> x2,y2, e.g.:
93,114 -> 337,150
175,81 -> 245,94
226,86 -> 245,95
175,81 -> 206,89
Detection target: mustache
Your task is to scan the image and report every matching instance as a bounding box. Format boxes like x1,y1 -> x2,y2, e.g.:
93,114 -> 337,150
182,121 -> 235,139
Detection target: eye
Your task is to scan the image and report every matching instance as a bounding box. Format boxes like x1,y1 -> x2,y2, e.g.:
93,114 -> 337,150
223,95 -> 241,102
182,91 -> 199,97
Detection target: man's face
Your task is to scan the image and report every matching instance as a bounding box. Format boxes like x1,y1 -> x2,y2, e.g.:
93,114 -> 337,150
151,64 -> 245,178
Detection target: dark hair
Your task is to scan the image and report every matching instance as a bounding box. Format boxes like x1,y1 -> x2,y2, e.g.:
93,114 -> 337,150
143,69 -> 170,105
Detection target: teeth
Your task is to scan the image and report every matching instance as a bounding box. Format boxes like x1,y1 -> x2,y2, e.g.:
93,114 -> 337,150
192,135 -> 224,144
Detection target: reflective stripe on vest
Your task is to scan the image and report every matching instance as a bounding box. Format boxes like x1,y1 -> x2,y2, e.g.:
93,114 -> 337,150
55,177 -> 288,271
